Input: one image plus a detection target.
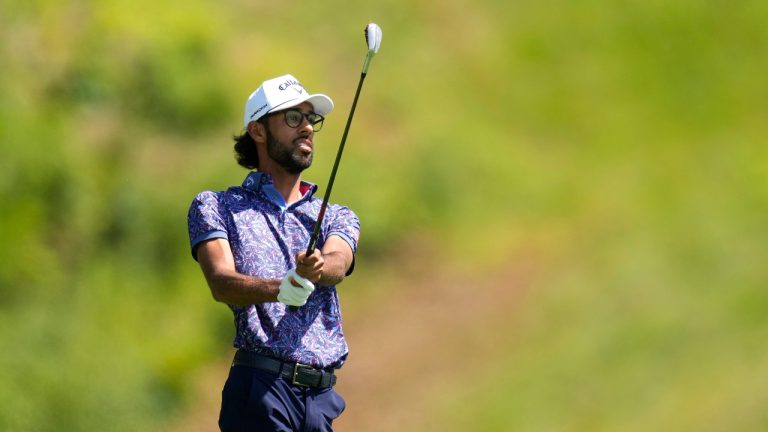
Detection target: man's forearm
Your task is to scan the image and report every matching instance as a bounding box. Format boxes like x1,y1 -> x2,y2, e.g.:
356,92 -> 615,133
204,248 -> 350,305
205,269 -> 280,306
317,251 -> 350,287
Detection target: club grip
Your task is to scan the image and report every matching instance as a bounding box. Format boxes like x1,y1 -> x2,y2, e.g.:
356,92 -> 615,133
288,204 -> 327,312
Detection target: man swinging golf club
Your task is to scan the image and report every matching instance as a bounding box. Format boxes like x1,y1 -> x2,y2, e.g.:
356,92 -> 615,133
187,23 -> 381,432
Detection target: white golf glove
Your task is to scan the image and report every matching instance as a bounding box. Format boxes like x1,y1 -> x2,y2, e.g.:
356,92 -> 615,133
277,269 -> 315,307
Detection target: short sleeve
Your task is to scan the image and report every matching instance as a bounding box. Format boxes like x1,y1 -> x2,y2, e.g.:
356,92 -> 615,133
187,191 -> 229,260
325,204 -> 360,255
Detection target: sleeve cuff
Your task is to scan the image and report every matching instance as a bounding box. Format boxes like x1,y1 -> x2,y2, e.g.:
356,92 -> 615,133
328,232 -> 357,276
328,231 -> 357,254
191,231 -> 228,260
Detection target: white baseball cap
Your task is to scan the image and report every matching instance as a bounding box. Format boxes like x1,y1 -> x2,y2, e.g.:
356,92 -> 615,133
243,74 -> 334,128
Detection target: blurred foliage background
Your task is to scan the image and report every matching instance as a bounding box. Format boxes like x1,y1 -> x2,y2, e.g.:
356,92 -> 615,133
1,0 -> 767,431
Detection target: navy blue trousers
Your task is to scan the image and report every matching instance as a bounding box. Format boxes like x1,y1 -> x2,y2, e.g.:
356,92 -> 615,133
219,365 -> 346,432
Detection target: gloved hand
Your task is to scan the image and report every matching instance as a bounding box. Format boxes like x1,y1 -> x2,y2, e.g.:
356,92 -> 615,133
277,269 -> 315,307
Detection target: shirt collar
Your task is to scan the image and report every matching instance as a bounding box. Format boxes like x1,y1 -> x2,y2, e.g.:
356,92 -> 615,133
242,171 -> 317,209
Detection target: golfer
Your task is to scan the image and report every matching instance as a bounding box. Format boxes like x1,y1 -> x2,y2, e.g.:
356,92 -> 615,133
187,74 -> 360,431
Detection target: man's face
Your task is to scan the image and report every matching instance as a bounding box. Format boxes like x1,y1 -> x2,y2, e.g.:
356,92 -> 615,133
264,102 -> 316,174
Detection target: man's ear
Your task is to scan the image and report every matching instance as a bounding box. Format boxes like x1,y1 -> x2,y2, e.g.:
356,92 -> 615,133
247,121 -> 267,144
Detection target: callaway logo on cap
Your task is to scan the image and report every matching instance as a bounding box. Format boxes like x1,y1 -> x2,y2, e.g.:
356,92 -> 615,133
243,74 -> 334,127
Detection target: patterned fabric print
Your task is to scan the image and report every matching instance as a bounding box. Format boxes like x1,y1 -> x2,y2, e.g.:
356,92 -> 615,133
188,172 -> 360,369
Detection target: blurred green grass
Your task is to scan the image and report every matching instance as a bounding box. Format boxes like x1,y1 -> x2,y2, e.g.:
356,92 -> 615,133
1,0 -> 767,430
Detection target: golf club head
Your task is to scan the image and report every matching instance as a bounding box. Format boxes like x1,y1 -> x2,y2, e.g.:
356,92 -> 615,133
365,23 -> 382,54
362,23 -> 382,74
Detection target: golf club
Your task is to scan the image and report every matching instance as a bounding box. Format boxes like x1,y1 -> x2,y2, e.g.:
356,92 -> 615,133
290,23 -> 382,311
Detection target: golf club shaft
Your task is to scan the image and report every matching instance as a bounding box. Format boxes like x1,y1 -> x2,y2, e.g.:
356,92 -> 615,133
288,68 -> 370,312
305,70 -> 368,256
289,23 -> 381,312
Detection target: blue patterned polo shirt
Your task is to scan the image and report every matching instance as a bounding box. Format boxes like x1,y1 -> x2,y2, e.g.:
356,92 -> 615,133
187,171 -> 360,369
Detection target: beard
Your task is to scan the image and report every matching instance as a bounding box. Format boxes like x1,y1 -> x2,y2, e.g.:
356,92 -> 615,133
265,127 -> 313,174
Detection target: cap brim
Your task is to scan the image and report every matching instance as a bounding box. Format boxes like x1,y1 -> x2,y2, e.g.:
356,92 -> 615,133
269,93 -> 334,116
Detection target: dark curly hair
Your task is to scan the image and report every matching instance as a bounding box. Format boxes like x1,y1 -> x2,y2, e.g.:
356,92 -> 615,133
234,116 -> 271,169
233,130 -> 259,169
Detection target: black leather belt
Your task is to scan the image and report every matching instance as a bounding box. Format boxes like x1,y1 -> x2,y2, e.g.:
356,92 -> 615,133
232,350 -> 337,389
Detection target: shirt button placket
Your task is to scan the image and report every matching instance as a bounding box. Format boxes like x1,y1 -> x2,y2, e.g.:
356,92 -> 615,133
278,210 -> 286,230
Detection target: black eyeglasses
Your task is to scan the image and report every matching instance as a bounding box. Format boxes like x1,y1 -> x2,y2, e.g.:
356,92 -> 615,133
280,108 -> 325,131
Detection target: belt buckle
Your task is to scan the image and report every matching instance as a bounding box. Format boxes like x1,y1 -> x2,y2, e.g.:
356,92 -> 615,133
292,363 -> 311,387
